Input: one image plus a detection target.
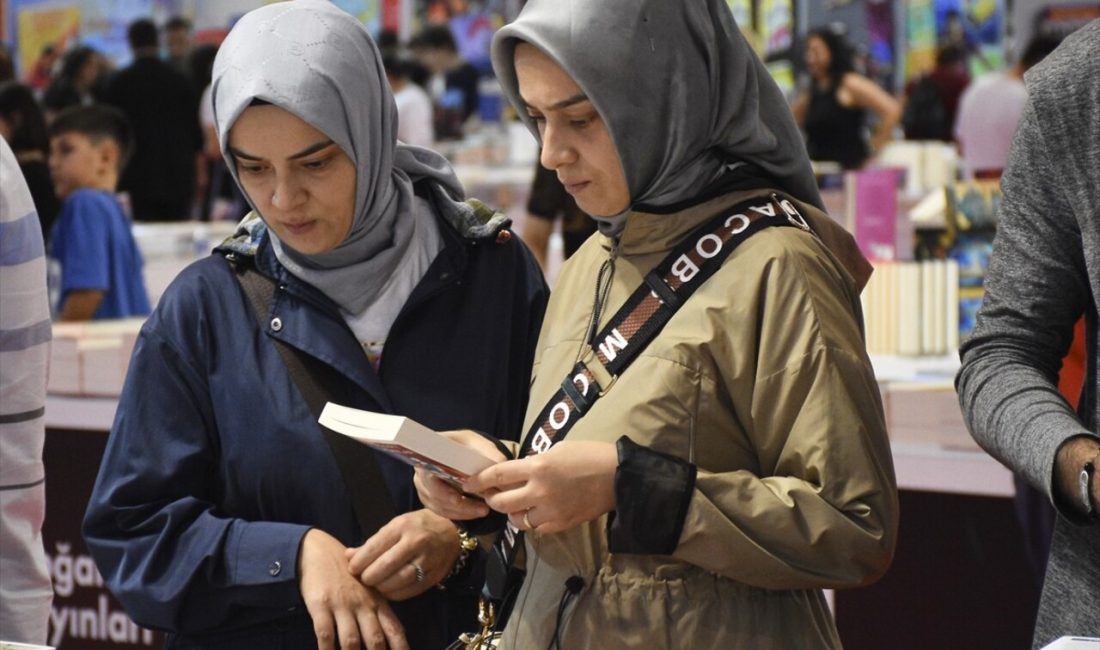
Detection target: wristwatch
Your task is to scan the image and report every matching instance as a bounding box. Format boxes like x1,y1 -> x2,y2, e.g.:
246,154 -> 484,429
1080,461 -> 1095,517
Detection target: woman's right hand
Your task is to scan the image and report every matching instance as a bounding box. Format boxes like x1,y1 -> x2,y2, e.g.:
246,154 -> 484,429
298,528 -> 409,650
413,430 -> 507,521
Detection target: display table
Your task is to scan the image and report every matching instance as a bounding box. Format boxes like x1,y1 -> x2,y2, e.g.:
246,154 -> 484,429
42,399 -> 161,649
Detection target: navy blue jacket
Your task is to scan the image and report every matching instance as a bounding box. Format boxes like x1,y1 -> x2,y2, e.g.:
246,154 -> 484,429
82,211 -> 548,648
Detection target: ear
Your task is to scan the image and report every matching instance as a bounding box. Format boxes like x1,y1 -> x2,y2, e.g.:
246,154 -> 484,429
96,139 -> 121,173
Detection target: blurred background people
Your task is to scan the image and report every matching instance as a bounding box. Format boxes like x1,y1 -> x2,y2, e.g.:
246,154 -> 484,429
0,44 -> 14,83
0,82 -> 60,237
0,136 -> 54,648
189,43 -> 245,222
42,46 -> 106,120
954,34 -> 1062,180
102,18 -> 202,221
164,16 -> 193,79
792,26 -> 901,170
410,24 -> 480,139
521,161 -> 596,274
901,44 -> 970,142
384,54 -> 435,148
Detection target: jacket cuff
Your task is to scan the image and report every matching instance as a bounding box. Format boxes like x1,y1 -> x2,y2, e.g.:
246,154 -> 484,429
227,521 -> 311,607
608,436 -> 696,555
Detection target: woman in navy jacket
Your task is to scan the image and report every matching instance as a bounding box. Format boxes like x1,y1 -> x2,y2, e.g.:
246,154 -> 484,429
81,3 -> 547,648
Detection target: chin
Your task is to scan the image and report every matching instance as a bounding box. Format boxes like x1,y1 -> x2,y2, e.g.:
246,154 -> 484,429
581,201 -> 629,219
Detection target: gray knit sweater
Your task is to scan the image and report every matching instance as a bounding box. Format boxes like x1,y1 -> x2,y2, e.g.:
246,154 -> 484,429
957,20 -> 1099,647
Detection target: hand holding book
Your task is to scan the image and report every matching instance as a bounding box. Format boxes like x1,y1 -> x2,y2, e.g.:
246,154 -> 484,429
318,403 -> 505,489
413,430 -> 509,521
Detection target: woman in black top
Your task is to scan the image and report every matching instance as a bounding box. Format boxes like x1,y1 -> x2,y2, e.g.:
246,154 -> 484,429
792,28 -> 900,170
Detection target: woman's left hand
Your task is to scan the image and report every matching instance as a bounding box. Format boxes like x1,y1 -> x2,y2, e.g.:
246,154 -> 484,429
345,509 -> 462,601
463,440 -> 617,535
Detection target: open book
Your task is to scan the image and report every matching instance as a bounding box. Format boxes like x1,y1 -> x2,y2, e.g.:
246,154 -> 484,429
318,403 -> 497,486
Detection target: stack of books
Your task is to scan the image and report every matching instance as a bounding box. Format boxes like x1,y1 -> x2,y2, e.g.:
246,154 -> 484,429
48,318 -> 145,397
861,259 -> 961,357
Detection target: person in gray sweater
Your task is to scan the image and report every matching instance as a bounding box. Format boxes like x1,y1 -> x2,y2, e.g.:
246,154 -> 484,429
957,19 -> 1099,648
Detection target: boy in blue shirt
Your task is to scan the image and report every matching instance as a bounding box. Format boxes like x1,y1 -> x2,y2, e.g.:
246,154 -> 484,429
47,105 -> 150,320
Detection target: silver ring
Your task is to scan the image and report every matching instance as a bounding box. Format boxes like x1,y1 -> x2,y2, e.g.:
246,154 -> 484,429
523,509 -> 534,531
411,562 -> 425,583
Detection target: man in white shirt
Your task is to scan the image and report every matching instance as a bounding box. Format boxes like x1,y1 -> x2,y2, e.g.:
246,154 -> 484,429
954,35 -> 1061,179
384,55 -> 435,149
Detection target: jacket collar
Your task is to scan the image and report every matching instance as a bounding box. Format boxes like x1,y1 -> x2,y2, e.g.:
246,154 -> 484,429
604,188 -> 780,257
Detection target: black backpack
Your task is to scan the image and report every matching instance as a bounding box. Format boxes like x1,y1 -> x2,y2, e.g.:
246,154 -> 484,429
902,75 -> 950,141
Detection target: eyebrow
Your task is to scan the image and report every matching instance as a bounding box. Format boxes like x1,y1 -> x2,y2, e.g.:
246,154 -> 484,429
228,139 -> 336,161
524,92 -> 591,113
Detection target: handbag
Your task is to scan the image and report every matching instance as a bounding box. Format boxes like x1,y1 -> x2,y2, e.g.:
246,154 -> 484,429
462,193 -> 813,648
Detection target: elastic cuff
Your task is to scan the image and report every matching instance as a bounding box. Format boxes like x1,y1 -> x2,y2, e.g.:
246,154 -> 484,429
607,436 -> 696,555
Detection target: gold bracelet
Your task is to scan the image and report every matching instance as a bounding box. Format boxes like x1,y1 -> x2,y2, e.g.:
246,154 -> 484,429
438,527 -> 480,591
451,527 -> 480,577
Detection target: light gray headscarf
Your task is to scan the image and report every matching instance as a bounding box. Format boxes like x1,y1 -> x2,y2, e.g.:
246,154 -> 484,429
492,0 -> 823,237
212,0 -> 463,331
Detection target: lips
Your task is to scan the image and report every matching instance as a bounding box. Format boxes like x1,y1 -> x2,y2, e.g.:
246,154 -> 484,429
561,180 -> 590,195
282,221 -> 316,235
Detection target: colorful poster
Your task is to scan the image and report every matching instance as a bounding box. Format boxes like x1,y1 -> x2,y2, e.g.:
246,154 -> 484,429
17,5 -> 81,80
760,0 -> 793,55
726,0 -> 752,29
865,0 -> 895,85
905,0 -> 937,80
415,0 -> 503,73
333,0 -> 381,35
74,0 -> 157,68
934,0 -> 1004,74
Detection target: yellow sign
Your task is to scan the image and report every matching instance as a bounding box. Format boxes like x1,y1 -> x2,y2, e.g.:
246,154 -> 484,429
17,5 -> 81,78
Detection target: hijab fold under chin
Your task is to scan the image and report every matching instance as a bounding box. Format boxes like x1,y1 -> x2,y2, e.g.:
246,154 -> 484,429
491,0 -> 824,238
212,0 -> 463,334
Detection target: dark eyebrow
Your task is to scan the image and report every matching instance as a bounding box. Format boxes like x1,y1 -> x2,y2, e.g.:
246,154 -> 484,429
524,92 -> 591,113
228,139 -> 336,162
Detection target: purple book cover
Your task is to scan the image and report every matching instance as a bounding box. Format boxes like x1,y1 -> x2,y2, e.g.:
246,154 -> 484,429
849,167 -> 902,261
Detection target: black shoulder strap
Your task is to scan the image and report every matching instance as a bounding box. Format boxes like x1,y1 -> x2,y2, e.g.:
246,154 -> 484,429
487,192 -> 811,604
518,192 -> 810,458
232,258 -> 397,538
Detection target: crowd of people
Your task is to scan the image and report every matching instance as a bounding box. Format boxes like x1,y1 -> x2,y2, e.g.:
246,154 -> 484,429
1,3 -> 1097,650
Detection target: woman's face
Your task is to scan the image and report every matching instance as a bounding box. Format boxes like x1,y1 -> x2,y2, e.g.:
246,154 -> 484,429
76,55 -> 100,90
514,43 -> 630,217
227,104 -> 357,255
805,35 -> 831,79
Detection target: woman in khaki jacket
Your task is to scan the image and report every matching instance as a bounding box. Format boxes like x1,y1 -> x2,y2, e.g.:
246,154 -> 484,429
386,0 -> 899,647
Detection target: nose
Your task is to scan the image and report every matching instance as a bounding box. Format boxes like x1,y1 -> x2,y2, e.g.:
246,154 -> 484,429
270,174 -> 306,211
539,121 -> 577,171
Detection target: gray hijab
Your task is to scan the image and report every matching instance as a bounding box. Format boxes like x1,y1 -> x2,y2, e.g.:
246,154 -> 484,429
492,0 -> 823,236
212,0 -> 463,325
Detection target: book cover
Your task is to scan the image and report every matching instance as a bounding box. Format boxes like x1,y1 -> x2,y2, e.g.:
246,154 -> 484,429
318,403 -> 497,486
846,167 -> 903,262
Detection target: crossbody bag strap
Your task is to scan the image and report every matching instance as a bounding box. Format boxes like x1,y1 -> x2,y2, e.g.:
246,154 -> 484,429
231,257 -> 398,537
488,192 -> 813,599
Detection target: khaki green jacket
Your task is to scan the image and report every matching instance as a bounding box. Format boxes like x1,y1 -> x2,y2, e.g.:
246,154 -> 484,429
501,189 -> 897,649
